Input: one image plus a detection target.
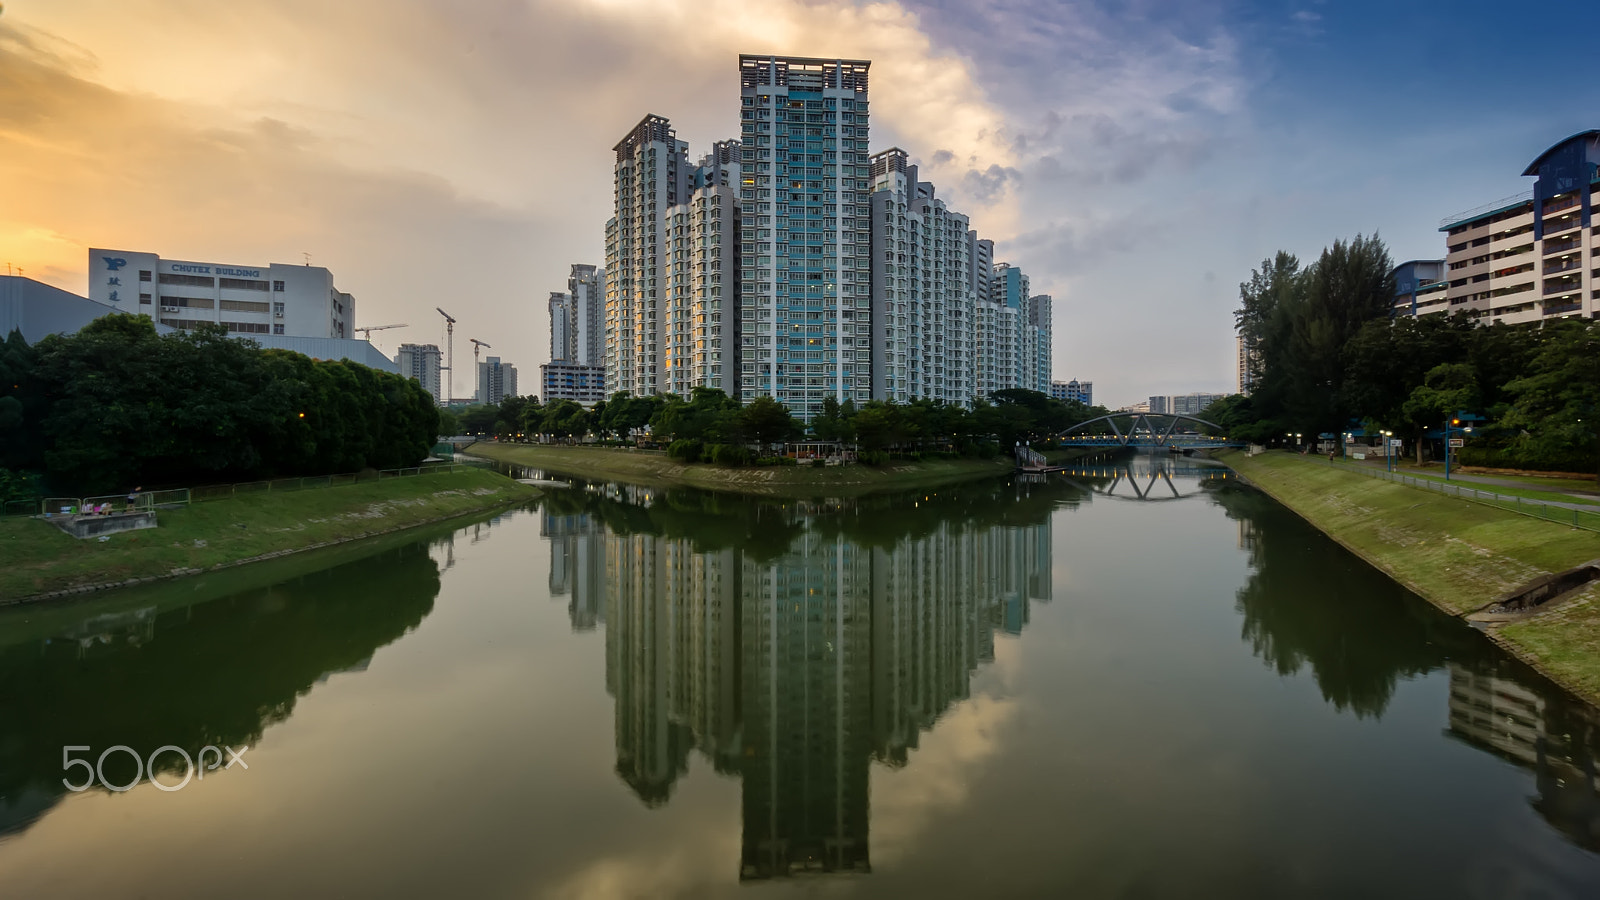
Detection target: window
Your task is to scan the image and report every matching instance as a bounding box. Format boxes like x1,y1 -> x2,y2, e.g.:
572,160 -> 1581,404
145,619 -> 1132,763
158,273 -> 214,288
273,324 -> 285,335
219,277 -> 269,291
138,270 -> 151,282
272,280 -> 285,292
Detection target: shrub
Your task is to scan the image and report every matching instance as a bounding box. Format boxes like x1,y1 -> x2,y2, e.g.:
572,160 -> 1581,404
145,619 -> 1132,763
860,450 -> 890,466
667,439 -> 704,463
708,443 -> 752,467
811,458 -> 825,467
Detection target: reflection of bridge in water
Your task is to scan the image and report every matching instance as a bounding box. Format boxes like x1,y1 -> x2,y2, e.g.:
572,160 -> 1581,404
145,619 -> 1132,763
1049,454 -> 1235,502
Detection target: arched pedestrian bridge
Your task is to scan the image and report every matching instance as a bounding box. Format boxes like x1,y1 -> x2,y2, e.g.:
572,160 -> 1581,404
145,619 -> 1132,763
1055,413 -> 1243,449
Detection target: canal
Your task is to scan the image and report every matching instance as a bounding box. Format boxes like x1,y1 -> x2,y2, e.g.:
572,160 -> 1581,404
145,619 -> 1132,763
1,453 -> 1597,897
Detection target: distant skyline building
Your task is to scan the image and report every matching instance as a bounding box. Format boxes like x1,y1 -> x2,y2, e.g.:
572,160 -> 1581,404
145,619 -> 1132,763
477,355 -> 517,405
87,248 -> 354,339
396,342 -> 443,402
737,54 -> 874,421
607,115 -> 687,398
1050,379 -> 1092,406
1149,392 -> 1226,416
547,262 -> 608,405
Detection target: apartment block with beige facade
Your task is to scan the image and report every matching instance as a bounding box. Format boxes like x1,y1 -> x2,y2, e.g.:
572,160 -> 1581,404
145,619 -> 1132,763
1431,130 -> 1599,325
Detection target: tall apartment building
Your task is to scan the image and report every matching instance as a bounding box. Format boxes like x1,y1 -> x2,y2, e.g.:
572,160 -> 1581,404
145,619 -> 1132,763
1235,334 -> 1258,396
477,356 -> 517,405
868,148 -> 974,403
607,115 -> 688,398
87,248 -> 355,338
736,55 -> 874,421
396,343 -> 443,402
976,262 -> 1048,395
664,141 -> 741,396
605,117 -> 742,399
1430,131 -> 1599,325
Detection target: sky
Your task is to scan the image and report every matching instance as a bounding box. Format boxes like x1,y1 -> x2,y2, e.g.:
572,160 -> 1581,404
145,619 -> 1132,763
1,0 -> 1592,408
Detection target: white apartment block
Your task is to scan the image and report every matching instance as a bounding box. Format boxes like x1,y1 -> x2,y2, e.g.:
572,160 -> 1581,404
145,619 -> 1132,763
737,55 -> 874,421
869,148 -> 975,404
88,248 -> 353,339
1430,131 -> 1599,325
664,141 -> 741,396
396,343 -> 443,402
1049,379 -> 1092,405
976,262 -> 1048,396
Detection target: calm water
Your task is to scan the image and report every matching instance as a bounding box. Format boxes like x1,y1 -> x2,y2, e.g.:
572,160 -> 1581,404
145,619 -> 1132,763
1,453 -> 1598,898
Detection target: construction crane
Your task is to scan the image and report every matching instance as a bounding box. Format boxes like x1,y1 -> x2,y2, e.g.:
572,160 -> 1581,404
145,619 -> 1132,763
436,308 -> 456,405
469,339 -> 491,403
354,323 -> 407,343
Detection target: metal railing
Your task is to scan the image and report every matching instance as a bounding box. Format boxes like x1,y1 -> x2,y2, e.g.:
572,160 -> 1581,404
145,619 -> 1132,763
6,463 -> 485,517
1305,456 -> 1600,533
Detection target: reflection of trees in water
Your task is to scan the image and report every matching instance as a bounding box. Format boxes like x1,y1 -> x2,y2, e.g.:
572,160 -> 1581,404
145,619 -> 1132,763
1212,484 -> 1492,718
0,542 -> 441,836
550,476 -> 1065,880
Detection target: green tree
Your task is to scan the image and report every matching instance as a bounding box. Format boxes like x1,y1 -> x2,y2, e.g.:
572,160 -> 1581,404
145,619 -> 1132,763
742,395 -> 799,449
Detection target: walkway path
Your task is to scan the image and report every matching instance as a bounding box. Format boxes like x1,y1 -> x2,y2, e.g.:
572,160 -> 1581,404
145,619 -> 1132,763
1341,458 -> 1600,511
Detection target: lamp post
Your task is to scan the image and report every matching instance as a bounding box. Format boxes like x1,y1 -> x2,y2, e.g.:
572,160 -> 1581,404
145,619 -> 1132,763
1381,430 -> 1394,472
1444,417 -> 1473,480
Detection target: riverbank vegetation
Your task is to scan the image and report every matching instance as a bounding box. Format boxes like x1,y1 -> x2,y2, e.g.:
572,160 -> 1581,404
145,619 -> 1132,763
0,316 -> 439,496
0,467 -> 534,603
464,442 -> 1017,497
1222,449 -> 1600,702
454,387 -> 1110,467
1202,234 -> 1599,477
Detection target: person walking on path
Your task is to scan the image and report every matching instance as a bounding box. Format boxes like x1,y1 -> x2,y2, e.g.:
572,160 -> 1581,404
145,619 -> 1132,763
126,485 -> 142,512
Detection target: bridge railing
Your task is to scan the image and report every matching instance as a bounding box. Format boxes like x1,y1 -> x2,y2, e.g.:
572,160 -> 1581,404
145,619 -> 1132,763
1305,456 -> 1600,534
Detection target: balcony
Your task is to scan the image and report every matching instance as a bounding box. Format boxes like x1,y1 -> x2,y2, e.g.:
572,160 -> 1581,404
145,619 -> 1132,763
1543,237 -> 1582,256
1543,301 -> 1583,315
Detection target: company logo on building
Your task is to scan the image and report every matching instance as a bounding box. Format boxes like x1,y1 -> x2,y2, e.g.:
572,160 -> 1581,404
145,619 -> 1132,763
102,257 -> 127,271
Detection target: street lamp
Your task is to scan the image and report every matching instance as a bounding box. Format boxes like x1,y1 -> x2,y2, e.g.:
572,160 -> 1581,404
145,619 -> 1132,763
1381,430 -> 1394,472
1444,417 -> 1474,480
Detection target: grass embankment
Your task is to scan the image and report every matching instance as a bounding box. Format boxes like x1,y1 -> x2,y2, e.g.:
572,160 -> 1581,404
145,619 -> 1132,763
0,468 -> 537,604
1366,463 -> 1600,505
465,442 -> 1014,497
1221,450 -> 1600,703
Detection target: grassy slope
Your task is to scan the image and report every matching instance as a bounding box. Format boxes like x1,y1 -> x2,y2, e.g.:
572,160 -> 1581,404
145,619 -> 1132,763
0,468 -> 536,603
465,442 -> 1015,497
1221,450 -> 1600,702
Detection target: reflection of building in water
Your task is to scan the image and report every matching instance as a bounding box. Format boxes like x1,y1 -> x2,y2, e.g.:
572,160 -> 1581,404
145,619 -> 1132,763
542,510 -> 606,631
562,501 -> 1054,880
1446,664 -> 1600,850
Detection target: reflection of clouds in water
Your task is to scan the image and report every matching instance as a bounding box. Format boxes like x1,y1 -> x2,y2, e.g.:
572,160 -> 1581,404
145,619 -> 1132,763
537,829 -> 742,900
871,640 -> 1024,866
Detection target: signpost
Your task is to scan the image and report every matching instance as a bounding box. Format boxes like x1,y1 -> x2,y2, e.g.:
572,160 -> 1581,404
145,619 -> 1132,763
1448,438 -> 1465,448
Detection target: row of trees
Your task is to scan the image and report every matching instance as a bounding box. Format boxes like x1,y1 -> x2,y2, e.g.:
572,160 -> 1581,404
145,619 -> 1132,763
0,316 -> 440,495
457,387 -> 1111,463
1211,234 -> 1600,473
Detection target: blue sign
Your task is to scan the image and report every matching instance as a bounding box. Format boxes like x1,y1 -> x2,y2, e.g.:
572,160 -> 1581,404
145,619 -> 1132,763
103,257 -> 127,271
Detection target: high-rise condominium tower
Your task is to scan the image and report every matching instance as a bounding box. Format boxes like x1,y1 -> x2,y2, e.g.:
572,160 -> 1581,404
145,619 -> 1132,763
736,55 -> 873,421
607,115 -> 688,398
868,148 -> 975,404
606,116 -> 741,398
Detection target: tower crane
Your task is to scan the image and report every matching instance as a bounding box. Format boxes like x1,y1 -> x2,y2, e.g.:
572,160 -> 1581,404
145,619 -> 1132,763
469,339 -> 491,401
436,308 -> 457,405
354,323 -> 407,341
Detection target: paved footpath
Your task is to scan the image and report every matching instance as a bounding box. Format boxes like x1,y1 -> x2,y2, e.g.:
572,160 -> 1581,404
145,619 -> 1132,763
1337,458 -> 1600,511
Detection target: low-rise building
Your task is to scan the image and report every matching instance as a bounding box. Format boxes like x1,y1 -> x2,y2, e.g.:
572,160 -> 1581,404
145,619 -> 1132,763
541,361 -> 607,405
88,248 -> 356,339
1429,130 -> 1599,325
1049,379 -> 1092,405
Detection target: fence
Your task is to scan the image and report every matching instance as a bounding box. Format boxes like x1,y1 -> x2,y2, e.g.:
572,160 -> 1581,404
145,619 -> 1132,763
5,462 -> 486,518
1307,457 -> 1600,533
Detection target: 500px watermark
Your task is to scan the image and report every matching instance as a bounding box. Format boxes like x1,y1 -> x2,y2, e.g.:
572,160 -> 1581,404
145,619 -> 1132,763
62,744 -> 249,792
